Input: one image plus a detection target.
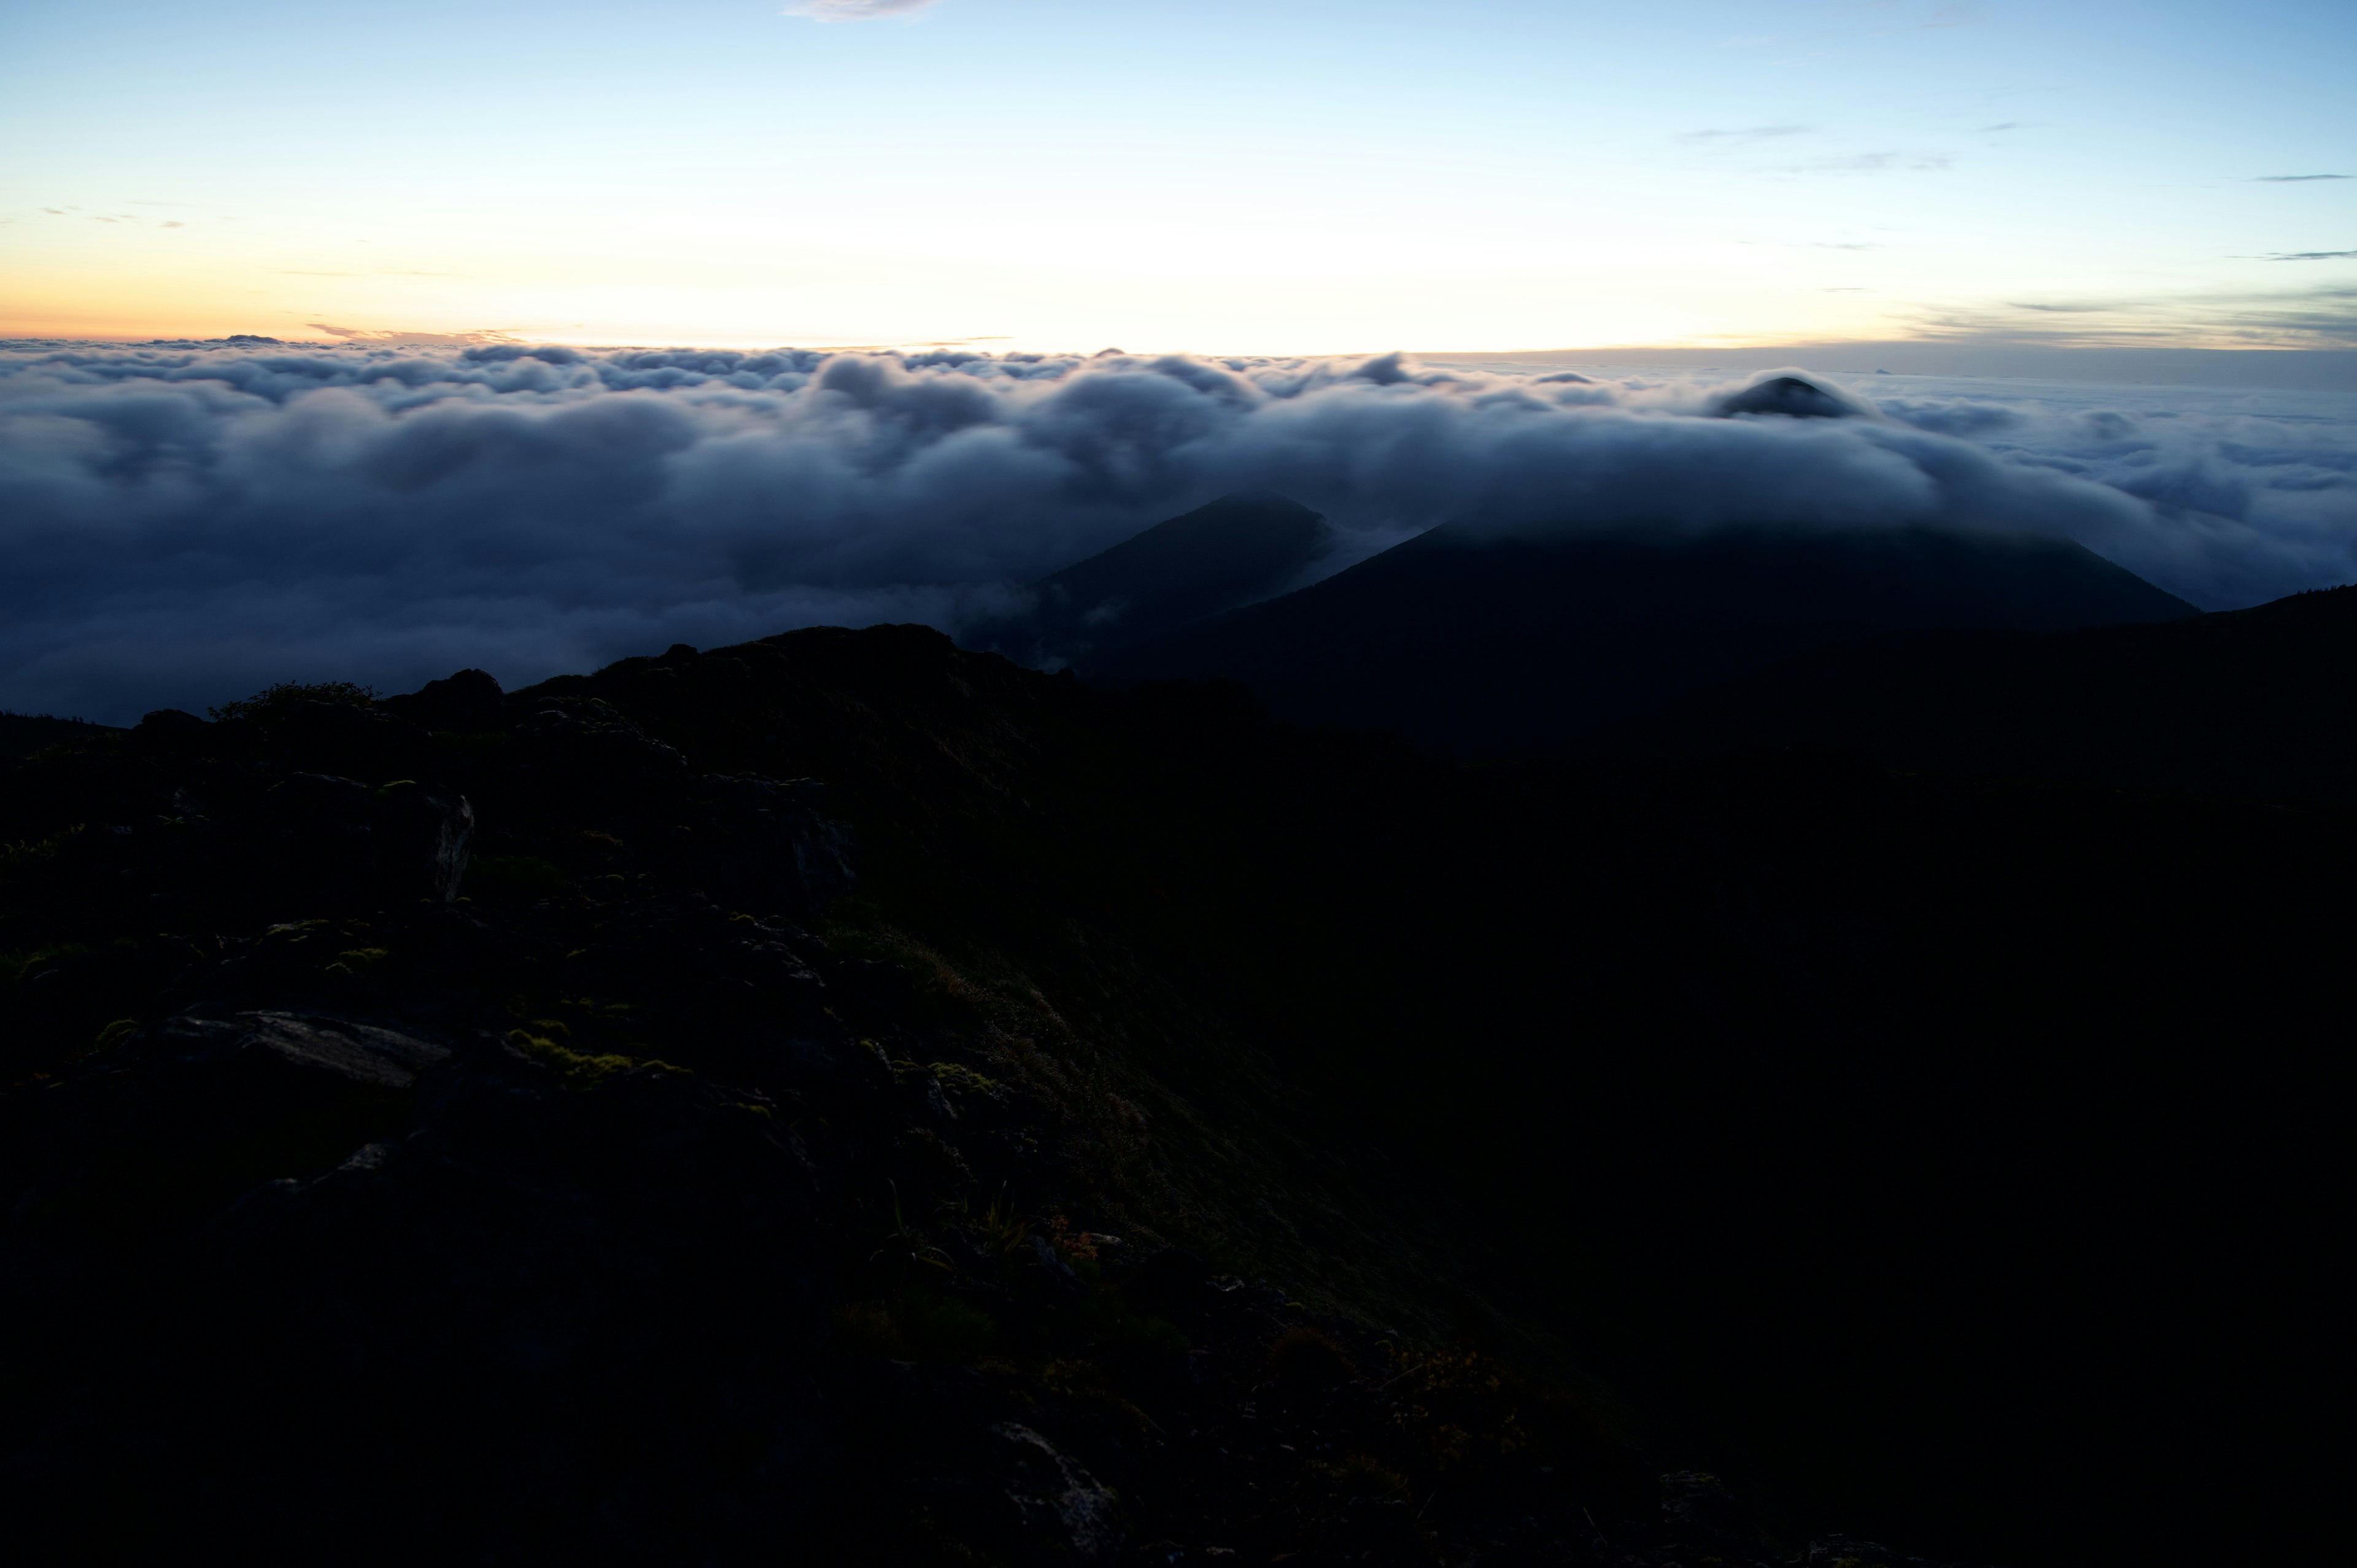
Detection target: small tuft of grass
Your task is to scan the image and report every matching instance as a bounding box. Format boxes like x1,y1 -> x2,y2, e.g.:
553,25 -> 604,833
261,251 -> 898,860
1309,1451 -> 1412,1500
91,1018 -> 142,1051
64,1018 -> 145,1068
508,1028 -> 641,1087
974,1195 -> 1031,1258
929,1061 -> 1001,1097
1268,1326 -> 1357,1391
466,855 -> 571,902
1084,1288 -> 1191,1356
1,825 -> 88,873
834,1287 -> 997,1363
0,940 -> 91,986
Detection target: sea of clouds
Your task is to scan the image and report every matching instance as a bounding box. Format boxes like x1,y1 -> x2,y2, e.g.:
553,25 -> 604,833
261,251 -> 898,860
2,339 -> 2352,724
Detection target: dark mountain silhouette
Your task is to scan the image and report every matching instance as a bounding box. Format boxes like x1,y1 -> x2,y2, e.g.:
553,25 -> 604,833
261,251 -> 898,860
4,603 -> 2340,1562
1089,518 -> 2197,757
0,711 -> 118,760
1711,373 -> 1861,418
1609,578 -> 2357,803
973,492 -> 1339,663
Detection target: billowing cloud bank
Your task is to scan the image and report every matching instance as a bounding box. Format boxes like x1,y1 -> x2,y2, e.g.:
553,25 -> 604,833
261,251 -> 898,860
2,340 -> 2352,722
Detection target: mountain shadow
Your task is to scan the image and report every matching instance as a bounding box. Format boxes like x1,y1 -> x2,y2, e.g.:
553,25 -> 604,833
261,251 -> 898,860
1088,519 -> 2197,758
972,492 -> 1339,663
1607,577 -> 2357,803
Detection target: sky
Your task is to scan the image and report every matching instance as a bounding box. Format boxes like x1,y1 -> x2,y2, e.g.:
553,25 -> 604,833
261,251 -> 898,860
4,2 -> 2354,720
3,0 -> 2353,355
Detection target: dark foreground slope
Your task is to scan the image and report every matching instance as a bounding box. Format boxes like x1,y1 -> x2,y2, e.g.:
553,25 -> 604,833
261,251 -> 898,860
0,710 -> 117,760
2,632 -> 2346,1567
1612,579 -> 2357,803
1091,522 -> 2195,757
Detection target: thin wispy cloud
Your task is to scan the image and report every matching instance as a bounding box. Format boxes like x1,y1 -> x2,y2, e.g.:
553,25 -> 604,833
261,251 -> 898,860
2253,174 -> 2348,183
2256,251 -> 2357,262
783,0 -> 940,20
306,324 -> 525,346
1918,282 -> 2357,349
1785,152 -> 1953,176
1682,123 -> 1814,144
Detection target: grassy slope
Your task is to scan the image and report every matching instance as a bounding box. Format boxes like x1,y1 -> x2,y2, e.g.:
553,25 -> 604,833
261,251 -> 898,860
516,624 -> 2354,1568
514,630 -> 1501,1351
13,629 -> 2345,1563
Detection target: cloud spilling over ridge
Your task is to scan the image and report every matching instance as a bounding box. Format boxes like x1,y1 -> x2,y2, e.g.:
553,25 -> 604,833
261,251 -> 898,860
1,341 -> 2351,722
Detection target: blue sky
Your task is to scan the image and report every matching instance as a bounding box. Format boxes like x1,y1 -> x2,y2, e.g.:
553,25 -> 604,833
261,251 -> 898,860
2,0 -> 2352,350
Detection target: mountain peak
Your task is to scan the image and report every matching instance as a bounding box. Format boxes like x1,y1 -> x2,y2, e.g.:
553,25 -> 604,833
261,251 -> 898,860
1090,520 -> 2196,758
971,493 -> 1338,663
1713,375 -> 1857,419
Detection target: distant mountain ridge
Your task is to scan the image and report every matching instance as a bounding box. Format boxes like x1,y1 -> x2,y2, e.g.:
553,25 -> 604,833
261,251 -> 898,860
1085,516 -> 2197,758
0,711 -> 120,760
972,492 -> 1339,664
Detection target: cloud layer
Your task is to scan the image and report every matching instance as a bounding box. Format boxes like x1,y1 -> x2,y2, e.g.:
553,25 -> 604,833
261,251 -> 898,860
2,341 -> 2351,722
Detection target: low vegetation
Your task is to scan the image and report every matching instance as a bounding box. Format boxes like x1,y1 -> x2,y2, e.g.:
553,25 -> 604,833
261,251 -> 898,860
1,627 -> 2343,1567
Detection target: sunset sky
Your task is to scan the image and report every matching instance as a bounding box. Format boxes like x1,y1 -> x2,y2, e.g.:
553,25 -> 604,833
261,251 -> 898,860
3,0 -> 2351,352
